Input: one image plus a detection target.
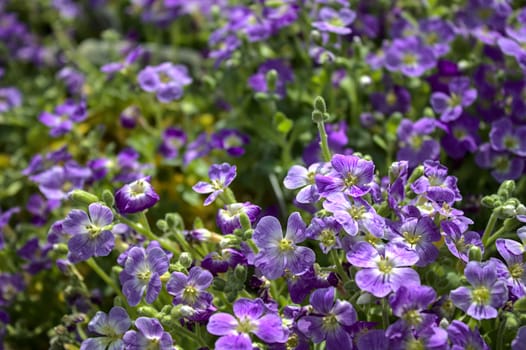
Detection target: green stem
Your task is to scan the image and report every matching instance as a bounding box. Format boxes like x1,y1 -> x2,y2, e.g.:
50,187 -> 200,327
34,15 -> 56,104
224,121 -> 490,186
117,214 -> 179,254
382,298 -> 390,329
317,121 -> 332,162
85,258 -> 126,304
482,212 -> 499,247
496,316 -> 506,350
330,249 -> 349,285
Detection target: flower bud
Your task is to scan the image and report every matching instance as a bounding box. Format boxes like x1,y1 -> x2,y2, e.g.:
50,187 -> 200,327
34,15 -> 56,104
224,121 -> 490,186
102,189 -> 115,207
498,180 -> 516,199
166,213 -> 184,231
313,96 -> 327,113
514,296 -> 526,313
481,194 -> 501,209
356,292 -> 373,305
69,190 -> 99,205
138,306 -> 159,318
156,219 -> 169,232
265,69 -> 278,93
178,252 -> 193,268
408,165 -> 424,184
468,246 -> 482,262
212,278 -> 226,291
234,265 -> 247,282
439,318 -> 449,329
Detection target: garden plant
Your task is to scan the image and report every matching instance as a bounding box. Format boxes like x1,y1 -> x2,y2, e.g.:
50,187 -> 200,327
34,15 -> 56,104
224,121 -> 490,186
2,0 -> 526,349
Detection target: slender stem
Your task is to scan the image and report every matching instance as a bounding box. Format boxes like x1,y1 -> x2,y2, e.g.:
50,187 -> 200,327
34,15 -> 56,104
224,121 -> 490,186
496,316 -> 506,350
382,298 -> 390,329
482,212 -> 499,247
317,121 -> 332,162
85,258 -> 126,304
117,213 -> 179,254
330,249 -> 349,285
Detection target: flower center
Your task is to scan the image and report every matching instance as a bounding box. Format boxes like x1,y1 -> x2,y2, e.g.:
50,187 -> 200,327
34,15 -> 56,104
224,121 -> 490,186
344,173 -> 358,187
279,238 -> 294,252
425,32 -> 438,45
472,286 -> 490,305
347,206 -> 365,220
211,179 -> 223,191
223,135 -> 242,149
158,72 -> 171,83
377,258 -> 393,274
329,17 -> 344,28
402,231 -> 421,246
320,229 -> 336,247
129,180 -> 146,196
183,285 -> 199,304
453,128 -> 466,140
402,309 -> 422,326
504,135 -> 518,150
406,338 -> 425,350
307,171 -> 315,184
410,135 -> 423,150
236,317 -> 256,334
137,270 -> 152,281
386,91 -> 397,106
85,224 -> 102,238
402,54 -> 417,66
449,93 -> 462,107
510,263 -> 524,279
493,156 -> 510,172
146,338 -> 160,350
322,314 -> 339,331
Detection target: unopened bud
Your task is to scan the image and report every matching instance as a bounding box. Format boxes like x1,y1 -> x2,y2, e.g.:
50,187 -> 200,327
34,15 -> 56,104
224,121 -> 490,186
156,219 -> 169,232
178,252 -> 193,268
234,265 -> 247,282
498,180 -> 516,199
102,189 -> 114,207
313,96 -> 327,113
468,246 -> 482,262
69,190 -> 99,205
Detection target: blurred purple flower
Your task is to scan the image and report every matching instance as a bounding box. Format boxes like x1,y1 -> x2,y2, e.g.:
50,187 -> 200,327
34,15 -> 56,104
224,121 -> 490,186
38,100 -> 87,137
211,129 -> 250,157
385,37 -> 436,77
431,77 -> 477,122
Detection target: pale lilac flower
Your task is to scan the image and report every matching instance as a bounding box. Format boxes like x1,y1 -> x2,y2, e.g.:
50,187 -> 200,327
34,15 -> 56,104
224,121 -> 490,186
123,317 -> 173,350
284,163 -> 328,204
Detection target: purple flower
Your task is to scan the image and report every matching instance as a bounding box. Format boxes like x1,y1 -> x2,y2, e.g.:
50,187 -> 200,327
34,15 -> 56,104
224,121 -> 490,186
201,248 -> 247,275
206,298 -> 287,349
115,177 -> 159,214
123,317 -> 173,350
385,321 -> 448,350
450,260 -> 508,320
396,118 -> 440,169
30,163 -> 92,201
183,132 -> 212,165
166,266 -> 213,308
388,285 -> 437,331
248,59 -> 294,99
210,129 -> 250,157
315,154 -> 374,198
38,99 -> 87,137
442,221 -> 483,263
494,239 -> 526,298
63,203 -> 114,263
489,118 -> 526,157
347,242 -> 420,298
411,160 -> 462,205
216,202 -> 261,234
119,245 -> 169,306
253,212 -> 315,280
0,87 -> 22,113
284,162 -> 329,204
0,207 -> 19,249
26,193 -> 59,226
391,216 -> 441,266
441,114 -> 480,159
447,320 -> 489,350
385,37 -> 436,77
80,306 -> 131,350
297,287 -> 357,348
322,193 -> 384,237
159,127 -> 186,159
305,216 -> 343,253
286,266 -> 334,304
475,143 -> 525,182
101,46 -> 143,76
0,273 -> 24,307
431,77 -> 477,122
312,7 -> 355,35
192,163 -> 237,206
57,67 -> 85,95
120,105 -> 140,129
512,326 -> 526,350
137,62 -> 192,103
370,86 -> 411,116
419,18 -> 456,57
17,238 -> 52,274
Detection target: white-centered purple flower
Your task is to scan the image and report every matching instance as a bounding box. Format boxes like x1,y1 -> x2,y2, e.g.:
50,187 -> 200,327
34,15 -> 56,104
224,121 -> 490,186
347,242 -> 420,298
63,203 -> 114,263
475,143 -> 525,182
123,317 -> 173,350
137,62 -> 192,103
297,287 -> 357,349
119,244 -> 169,306
489,118 -> 526,157
384,37 -> 436,77
210,129 -> 250,157
30,162 -> 92,201
192,163 -> 237,206
80,306 -> 131,350
430,77 -> 477,122
284,162 -> 329,204
442,220 -> 484,263
315,154 -> 375,198
391,216 -> 441,266
216,202 -> 260,234
312,7 -> 356,35
494,238 -> 526,298
207,298 -> 287,350
450,261 -> 508,320
114,177 -> 160,214
166,266 -> 213,309
447,320 -> 489,350
159,127 -> 186,159
322,193 -> 384,237
388,285 -> 437,332
411,160 -> 462,205
253,212 -> 315,280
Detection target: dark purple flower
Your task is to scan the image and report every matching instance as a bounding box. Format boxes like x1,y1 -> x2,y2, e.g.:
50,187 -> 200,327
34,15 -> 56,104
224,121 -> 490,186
450,260 -> 508,320
115,177 -> 159,214
119,244 -> 169,306
253,212 -> 315,280
442,221 -> 484,263
297,287 -> 357,348
441,114 -> 480,159
347,242 -> 420,298
489,118 -> 526,157
475,143 -> 525,182
411,160 -> 462,205
388,285 -> 437,331
396,118 -> 440,169
38,99 -> 87,137
123,317 -> 173,350
183,132 -> 211,165
120,105 -> 140,129
323,193 -> 384,237
419,18 -> 456,57
248,59 -> 294,99
57,67 -> 85,95
0,87 -> 22,113
0,273 -> 24,307
385,37 -> 436,77
210,129 -> 250,157
447,320 -> 489,350
370,86 -> 411,116
431,77 -> 477,122
385,321 -> 448,350
356,329 -> 390,350
0,206 -> 19,249
192,163 -> 237,206
159,127 -> 186,159
80,306 -> 131,350
207,298 -> 288,349
286,266 -> 333,304
63,203 -> 114,263
167,266 -> 213,309
17,238 -> 52,274
315,154 -> 374,198
312,7 -> 355,35
26,193 -> 59,226
391,216 -> 441,266
216,202 -> 260,234
137,62 -> 192,103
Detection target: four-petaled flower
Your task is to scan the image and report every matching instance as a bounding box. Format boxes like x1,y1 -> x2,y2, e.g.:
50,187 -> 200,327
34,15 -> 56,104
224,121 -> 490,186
80,306 -> 131,350
167,266 -> 214,309
193,163 -> 237,206
123,317 -> 173,350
